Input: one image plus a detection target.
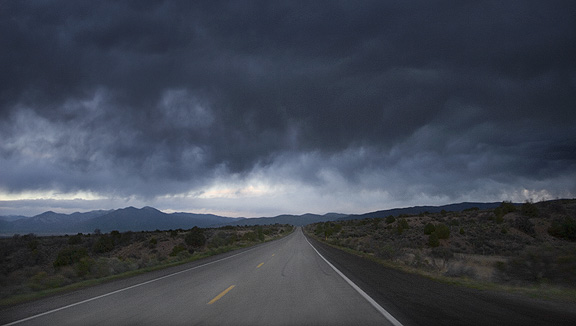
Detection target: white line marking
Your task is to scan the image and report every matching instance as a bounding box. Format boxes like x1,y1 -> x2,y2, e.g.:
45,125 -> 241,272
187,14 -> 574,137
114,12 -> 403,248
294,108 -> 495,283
304,233 -> 404,326
2,247 -> 257,326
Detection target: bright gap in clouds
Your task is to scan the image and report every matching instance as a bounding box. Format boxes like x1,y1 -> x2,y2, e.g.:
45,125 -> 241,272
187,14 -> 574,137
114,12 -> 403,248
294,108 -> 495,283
0,190 -> 106,201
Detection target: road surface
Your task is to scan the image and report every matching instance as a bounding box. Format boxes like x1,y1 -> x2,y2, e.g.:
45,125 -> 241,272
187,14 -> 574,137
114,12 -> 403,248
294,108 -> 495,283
1,228 -> 399,325
2,227 -> 576,325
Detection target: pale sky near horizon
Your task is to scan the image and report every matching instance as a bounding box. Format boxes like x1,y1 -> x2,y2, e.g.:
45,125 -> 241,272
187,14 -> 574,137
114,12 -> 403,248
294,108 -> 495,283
1,1 -> 575,218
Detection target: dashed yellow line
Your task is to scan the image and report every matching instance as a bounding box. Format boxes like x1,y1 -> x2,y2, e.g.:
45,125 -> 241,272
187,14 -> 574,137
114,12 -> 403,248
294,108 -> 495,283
272,254 -> 275,256
257,262 -> 264,268
207,285 -> 235,305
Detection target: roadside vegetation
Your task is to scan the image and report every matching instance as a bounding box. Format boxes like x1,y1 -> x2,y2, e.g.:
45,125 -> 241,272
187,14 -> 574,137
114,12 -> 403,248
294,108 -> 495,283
305,199 -> 576,301
0,224 -> 293,305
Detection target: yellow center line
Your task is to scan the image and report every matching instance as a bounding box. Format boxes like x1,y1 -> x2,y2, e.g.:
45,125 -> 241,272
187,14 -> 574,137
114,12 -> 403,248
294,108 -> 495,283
272,254 -> 275,256
256,262 -> 264,268
207,285 -> 235,305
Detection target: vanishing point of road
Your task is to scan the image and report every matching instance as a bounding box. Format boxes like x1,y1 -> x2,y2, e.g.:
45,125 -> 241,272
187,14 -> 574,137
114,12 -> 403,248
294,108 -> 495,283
1,228 -> 575,325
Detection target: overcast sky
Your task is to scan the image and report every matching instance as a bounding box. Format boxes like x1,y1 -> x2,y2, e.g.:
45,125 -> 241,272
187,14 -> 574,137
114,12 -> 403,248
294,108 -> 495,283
1,1 -> 575,217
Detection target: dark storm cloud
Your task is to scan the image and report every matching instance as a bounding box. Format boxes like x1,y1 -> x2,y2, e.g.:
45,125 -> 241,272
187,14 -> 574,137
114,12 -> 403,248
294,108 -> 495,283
1,0 -> 575,205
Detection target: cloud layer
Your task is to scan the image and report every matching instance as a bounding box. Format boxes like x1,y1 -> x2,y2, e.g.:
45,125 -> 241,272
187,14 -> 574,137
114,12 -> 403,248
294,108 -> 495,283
1,1 -> 575,216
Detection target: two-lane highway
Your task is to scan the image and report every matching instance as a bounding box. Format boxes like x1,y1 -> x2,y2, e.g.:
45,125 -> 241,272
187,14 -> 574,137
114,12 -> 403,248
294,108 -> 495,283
1,228 -> 401,326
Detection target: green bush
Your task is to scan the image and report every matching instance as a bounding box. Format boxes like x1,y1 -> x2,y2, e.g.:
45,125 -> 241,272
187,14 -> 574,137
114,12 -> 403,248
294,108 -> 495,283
548,217 -> 576,241
428,233 -> 439,247
385,215 -> 396,224
68,234 -> 82,245
75,257 -> 95,277
314,223 -> 324,236
521,201 -> 539,218
93,235 -> 115,253
396,222 -> 404,235
54,247 -> 89,267
169,244 -> 187,256
494,201 -> 517,219
399,219 -> 409,229
242,231 -> 258,242
208,231 -> 234,248
185,227 -> 206,247
424,223 -> 436,235
435,224 -> 450,239
514,216 -> 535,236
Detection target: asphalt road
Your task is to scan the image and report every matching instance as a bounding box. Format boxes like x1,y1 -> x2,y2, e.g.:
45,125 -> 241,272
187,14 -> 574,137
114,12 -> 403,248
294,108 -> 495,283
1,228 -> 398,326
2,228 -> 575,326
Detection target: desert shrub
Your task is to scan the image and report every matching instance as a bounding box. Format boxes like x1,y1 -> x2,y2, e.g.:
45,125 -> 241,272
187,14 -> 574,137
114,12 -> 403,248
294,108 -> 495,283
396,222 -> 404,235
148,237 -> 158,248
54,247 -> 89,268
435,224 -> 450,239
385,215 -> 396,224
75,257 -> 95,277
521,201 -> 539,218
93,235 -> 115,253
208,231 -> 234,248
27,239 -> 39,251
496,246 -> 576,286
376,243 -> 400,260
459,227 -> 465,235
68,234 -> 82,245
445,264 -> 477,279
548,217 -> 576,241
91,258 -> 111,278
399,218 -> 410,229
428,233 -> 439,247
314,223 -> 324,236
107,257 -> 137,275
257,226 -> 265,242
514,216 -> 535,236
242,231 -> 258,242
424,223 -> 436,235
431,247 -> 453,260
185,227 -> 206,247
494,201 -> 517,219
119,231 -> 133,245
169,244 -> 187,257
28,271 -> 69,291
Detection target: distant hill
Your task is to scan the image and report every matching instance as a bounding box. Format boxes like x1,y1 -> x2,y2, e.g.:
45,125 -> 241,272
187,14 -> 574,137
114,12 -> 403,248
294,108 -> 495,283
6,210 -> 112,234
0,207 -> 242,235
228,213 -> 348,227
82,206 -> 242,232
338,202 -> 506,221
0,215 -> 27,222
0,202 -> 515,235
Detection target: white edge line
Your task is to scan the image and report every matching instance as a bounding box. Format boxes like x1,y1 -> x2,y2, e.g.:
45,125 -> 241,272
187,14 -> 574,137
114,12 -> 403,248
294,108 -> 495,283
2,247 -> 257,326
304,234 -> 404,326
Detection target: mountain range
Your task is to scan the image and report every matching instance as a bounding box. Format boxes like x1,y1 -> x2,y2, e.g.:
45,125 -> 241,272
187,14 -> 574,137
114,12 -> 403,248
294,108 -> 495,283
0,202 -> 504,235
